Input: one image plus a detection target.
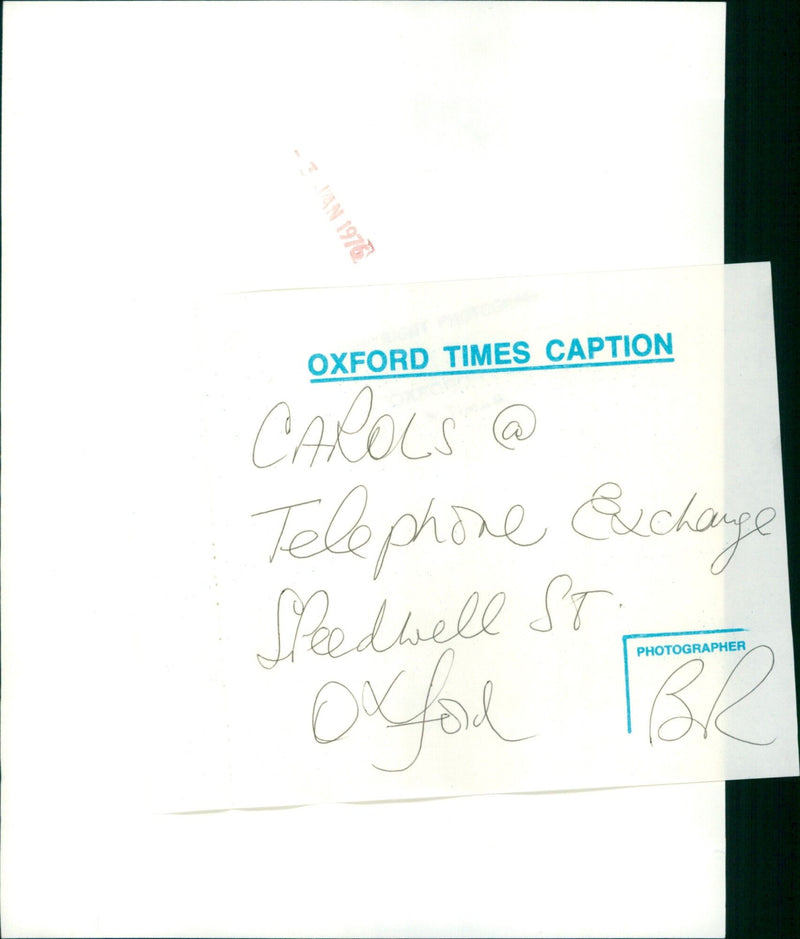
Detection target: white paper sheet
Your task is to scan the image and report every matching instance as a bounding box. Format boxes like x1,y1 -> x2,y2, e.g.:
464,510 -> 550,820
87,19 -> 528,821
183,264 -> 795,811
1,2 -> 732,936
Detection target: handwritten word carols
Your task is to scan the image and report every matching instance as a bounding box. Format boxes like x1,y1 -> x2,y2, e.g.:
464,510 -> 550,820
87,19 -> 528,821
251,384 -> 533,469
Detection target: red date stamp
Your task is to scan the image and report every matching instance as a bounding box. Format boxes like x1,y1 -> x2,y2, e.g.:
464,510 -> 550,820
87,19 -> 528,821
294,149 -> 375,264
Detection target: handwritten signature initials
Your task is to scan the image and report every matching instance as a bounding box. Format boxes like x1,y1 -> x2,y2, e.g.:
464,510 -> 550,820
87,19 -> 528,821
648,645 -> 776,746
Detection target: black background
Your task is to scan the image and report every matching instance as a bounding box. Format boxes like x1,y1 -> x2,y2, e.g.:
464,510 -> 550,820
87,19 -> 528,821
726,1 -> 799,937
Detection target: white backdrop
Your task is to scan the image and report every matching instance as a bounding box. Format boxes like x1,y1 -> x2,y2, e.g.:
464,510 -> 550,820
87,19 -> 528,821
2,4 -> 727,936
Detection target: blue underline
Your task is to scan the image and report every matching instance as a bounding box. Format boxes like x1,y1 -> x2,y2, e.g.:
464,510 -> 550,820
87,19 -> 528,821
310,357 -> 675,383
